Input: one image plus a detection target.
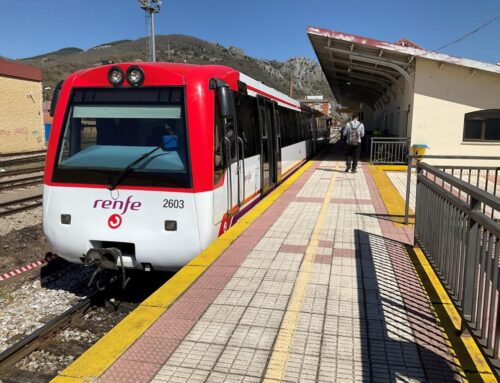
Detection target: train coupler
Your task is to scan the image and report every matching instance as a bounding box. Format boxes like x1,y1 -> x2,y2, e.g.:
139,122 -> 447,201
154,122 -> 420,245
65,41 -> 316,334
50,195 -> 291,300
84,248 -> 131,290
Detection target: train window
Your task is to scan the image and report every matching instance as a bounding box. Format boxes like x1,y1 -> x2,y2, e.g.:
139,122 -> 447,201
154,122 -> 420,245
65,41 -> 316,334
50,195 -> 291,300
235,94 -> 258,157
282,109 -> 295,146
300,114 -> 307,141
279,109 -> 288,146
463,110 -> 500,142
53,87 -> 192,188
214,96 -> 224,184
293,112 -> 300,144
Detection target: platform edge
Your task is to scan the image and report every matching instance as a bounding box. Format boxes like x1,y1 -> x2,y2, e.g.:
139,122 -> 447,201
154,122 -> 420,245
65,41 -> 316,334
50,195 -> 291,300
51,159 -> 315,382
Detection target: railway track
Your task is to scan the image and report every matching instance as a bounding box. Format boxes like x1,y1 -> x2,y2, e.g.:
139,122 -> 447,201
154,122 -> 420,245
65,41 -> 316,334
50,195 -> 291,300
0,175 -> 44,192
0,150 -> 46,159
0,271 -> 170,382
0,167 -> 45,178
0,155 -> 45,169
0,195 -> 43,217
0,293 -> 97,376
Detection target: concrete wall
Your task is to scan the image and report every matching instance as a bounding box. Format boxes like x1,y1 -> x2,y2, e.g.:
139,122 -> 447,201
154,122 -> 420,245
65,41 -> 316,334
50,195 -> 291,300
411,58 -> 500,163
0,76 -> 45,154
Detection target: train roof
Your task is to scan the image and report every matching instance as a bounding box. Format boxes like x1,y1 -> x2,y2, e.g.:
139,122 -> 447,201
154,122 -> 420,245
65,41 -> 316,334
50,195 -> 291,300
66,62 -> 301,111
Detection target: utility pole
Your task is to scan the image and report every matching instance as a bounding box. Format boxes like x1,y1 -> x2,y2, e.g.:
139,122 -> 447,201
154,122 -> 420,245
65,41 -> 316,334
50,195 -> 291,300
138,0 -> 161,62
289,75 -> 293,98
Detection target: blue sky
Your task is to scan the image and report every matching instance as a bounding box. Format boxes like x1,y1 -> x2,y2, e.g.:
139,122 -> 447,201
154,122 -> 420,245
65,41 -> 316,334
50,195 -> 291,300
1,0 -> 499,64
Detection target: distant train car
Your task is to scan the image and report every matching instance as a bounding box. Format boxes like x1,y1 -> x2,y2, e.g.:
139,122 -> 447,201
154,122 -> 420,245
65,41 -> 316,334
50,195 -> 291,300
43,63 -> 328,271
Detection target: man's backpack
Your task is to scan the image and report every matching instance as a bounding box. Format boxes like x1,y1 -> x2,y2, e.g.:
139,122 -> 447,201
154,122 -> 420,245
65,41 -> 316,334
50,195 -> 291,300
346,122 -> 360,146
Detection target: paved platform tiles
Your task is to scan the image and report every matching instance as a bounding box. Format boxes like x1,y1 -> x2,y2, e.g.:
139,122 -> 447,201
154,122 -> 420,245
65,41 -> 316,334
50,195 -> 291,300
78,152 -> 468,382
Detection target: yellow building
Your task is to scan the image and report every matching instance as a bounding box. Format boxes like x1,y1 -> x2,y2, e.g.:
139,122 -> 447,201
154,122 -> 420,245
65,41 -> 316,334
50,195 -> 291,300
0,59 -> 45,154
308,27 -> 500,163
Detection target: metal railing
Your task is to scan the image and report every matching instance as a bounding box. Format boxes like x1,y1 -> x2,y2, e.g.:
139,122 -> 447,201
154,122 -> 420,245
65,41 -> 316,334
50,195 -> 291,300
415,161 -> 500,363
370,137 -> 409,164
404,156 -> 500,224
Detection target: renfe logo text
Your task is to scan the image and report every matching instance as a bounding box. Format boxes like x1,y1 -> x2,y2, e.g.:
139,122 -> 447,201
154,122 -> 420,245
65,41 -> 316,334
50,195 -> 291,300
93,196 -> 142,215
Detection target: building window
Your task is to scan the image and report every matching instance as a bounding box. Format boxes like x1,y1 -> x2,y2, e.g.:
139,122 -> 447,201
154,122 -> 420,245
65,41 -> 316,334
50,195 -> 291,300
463,109 -> 500,142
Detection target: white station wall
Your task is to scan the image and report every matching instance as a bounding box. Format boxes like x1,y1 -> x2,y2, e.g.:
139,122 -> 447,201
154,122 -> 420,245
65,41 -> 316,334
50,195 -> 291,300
411,58 -> 500,165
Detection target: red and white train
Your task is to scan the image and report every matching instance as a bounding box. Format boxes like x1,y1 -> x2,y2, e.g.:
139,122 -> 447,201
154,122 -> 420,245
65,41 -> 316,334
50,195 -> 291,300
43,63 -> 329,271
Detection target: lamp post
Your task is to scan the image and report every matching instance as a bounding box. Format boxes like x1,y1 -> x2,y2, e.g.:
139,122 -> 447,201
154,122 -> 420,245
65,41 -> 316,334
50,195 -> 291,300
138,0 -> 161,62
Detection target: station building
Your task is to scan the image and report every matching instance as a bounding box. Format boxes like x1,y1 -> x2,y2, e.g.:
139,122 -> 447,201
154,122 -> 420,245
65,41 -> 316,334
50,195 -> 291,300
0,58 -> 45,154
299,95 -> 333,116
308,26 -> 500,161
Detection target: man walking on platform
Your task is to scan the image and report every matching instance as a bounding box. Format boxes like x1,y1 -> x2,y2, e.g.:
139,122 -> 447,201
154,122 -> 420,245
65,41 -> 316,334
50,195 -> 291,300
343,114 -> 365,173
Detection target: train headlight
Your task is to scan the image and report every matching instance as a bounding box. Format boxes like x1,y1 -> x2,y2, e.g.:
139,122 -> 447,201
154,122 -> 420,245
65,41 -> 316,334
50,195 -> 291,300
108,67 -> 124,87
126,66 -> 144,87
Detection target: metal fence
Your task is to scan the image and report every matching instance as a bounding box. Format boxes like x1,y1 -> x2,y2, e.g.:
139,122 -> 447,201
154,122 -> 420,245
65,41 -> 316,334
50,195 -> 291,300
370,137 -> 409,164
404,155 -> 500,224
415,162 -> 500,362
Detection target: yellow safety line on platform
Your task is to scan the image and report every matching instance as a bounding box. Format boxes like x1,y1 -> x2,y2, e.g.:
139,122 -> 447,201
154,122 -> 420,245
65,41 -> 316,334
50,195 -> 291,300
51,160 -> 315,383
264,160 -> 338,382
375,164 -> 408,172
409,246 -> 498,383
368,164 -> 414,226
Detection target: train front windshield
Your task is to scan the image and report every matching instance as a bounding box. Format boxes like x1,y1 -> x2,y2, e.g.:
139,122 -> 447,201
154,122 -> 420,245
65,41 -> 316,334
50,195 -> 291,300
53,87 -> 191,188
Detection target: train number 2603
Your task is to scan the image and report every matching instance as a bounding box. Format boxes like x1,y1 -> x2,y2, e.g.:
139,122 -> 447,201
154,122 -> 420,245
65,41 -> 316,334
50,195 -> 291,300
163,199 -> 184,209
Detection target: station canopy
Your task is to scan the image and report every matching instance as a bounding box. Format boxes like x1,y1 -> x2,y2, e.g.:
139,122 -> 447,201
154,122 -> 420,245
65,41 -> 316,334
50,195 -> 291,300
307,26 -> 500,110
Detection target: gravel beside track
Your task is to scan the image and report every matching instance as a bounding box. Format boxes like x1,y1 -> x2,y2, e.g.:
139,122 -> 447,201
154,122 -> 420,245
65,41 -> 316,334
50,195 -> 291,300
0,270 -> 172,382
0,224 -> 51,277
0,264 -> 94,354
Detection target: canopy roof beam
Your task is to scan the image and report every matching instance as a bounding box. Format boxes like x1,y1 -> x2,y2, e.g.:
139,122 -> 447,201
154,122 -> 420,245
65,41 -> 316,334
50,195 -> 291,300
349,55 -> 414,91
326,46 -> 412,67
326,57 -> 405,93
333,69 -> 392,88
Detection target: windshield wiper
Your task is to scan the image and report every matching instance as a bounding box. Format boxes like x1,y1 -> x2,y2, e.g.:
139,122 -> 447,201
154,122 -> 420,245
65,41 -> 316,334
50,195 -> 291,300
108,146 -> 162,191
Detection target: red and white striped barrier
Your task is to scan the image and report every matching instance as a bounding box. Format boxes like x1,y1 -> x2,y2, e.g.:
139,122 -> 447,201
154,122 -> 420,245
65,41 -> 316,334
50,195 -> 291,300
0,253 -> 58,282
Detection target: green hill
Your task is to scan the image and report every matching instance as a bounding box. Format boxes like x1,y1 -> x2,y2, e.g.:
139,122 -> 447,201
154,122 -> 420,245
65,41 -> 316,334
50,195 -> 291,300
19,34 -> 333,101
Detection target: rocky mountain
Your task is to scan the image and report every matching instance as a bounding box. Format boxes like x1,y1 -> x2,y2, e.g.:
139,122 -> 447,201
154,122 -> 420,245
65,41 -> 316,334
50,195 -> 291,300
19,34 -> 333,100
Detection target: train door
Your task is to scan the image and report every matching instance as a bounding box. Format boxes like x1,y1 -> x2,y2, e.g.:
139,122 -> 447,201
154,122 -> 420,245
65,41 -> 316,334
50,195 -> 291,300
257,96 -> 277,193
236,119 -> 245,207
272,102 -> 282,182
226,118 -> 240,213
211,80 -> 241,229
311,116 -> 318,154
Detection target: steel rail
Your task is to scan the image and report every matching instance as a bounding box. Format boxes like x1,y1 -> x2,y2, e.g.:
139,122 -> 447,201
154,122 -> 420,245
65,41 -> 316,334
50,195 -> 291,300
0,275 -> 127,375
0,297 -> 93,373
0,155 -> 45,168
0,167 -> 45,178
0,175 -> 43,192
0,194 -> 43,217
0,150 -> 46,158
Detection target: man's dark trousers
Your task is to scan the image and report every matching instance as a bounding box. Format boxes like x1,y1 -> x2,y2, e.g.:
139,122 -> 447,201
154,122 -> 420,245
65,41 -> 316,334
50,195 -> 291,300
345,144 -> 361,171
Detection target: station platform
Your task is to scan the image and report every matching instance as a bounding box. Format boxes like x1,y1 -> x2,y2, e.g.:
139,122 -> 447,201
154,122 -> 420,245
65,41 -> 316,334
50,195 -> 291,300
53,147 -> 495,383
